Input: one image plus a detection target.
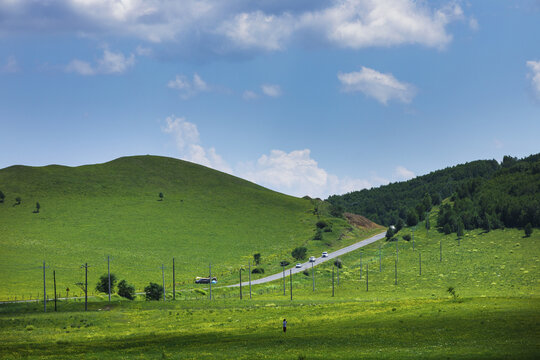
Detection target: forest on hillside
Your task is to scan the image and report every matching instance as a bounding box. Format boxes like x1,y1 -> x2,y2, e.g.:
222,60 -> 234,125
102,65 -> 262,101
327,159 -> 500,226
327,154 -> 540,233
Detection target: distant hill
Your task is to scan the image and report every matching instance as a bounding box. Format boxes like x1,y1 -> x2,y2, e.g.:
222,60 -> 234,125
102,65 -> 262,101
327,159 -> 500,226
0,155 -> 377,299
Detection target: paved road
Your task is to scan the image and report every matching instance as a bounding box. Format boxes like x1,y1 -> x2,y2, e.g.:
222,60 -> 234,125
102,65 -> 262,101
226,231 -> 386,288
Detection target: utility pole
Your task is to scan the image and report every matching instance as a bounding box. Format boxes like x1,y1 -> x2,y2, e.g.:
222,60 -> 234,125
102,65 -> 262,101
311,261 -> 315,292
419,252 -> 422,275
366,263 -> 369,292
337,258 -> 340,285
395,259 -> 398,285
43,261 -> 46,313
396,239 -> 399,262
440,240 -> 442,262
332,265 -> 335,297
53,270 -> 57,312
379,243 -> 382,272
81,263 -> 89,311
282,266 -> 285,295
248,261 -> 252,299
289,269 -> 293,300
107,255 -> 111,302
239,268 -> 243,300
172,258 -> 176,300
412,227 -> 415,250
360,250 -> 363,280
209,262 -> 212,300
161,264 -> 166,301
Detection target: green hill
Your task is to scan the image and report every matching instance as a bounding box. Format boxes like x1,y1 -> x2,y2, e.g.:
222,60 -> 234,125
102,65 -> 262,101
0,155 -> 379,300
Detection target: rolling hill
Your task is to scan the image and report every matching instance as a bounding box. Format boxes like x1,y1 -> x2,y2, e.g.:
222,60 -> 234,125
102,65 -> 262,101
0,155 -> 379,300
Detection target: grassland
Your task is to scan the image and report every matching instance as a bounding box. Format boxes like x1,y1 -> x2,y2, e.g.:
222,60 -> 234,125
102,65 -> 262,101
1,223 -> 538,359
0,155 -> 379,300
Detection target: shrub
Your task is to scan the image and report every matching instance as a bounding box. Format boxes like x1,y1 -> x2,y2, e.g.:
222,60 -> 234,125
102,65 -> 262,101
96,273 -> 117,294
316,220 -> 328,229
117,280 -> 135,300
251,267 -> 265,274
334,259 -> 342,268
144,282 -> 163,301
253,253 -> 261,265
396,218 -> 404,231
524,223 -> 533,237
443,224 -> 452,235
280,261 -> 290,267
159,192 -> 164,201
14,196 -> 21,206
302,270 -> 310,276
385,227 -> 395,239
402,234 -> 411,241
407,209 -> 418,226
291,246 -> 307,261
0,190 -> 5,203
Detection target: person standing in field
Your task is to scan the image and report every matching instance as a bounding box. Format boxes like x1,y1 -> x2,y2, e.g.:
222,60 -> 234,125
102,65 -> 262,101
283,318 -> 287,333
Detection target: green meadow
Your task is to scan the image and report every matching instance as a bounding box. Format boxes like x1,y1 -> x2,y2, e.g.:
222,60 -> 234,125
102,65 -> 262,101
1,222 -> 538,359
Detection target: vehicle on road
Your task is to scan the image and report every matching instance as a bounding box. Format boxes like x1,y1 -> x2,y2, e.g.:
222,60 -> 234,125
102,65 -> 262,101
322,251 -> 329,257
295,263 -> 302,268
309,256 -> 316,262
195,277 -> 217,284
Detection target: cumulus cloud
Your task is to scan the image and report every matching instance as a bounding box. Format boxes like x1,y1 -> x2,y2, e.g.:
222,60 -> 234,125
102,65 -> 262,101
394,166 -> 415,181
338,66 -> 416,105
526,60 -> 540,101
0,1 -> 467,59
261,84 -> 282,97
1,55 -> 20,73
167,73 -> 210,99
66,49 -> 135,75
162,115 -> 232,173
236,149 -> 386,198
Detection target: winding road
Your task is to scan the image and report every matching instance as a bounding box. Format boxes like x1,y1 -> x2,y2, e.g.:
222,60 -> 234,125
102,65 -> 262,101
227,231 -> 386,288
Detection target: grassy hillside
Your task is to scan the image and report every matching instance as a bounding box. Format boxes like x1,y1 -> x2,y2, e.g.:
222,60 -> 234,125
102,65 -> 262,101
327,159 -> 501,225
0,155 -> 379,300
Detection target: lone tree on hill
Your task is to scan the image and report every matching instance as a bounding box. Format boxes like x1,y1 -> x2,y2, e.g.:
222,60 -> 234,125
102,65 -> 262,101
291,246 -> 307,261
159,192 -> 164,201
144,282 -> 163,300
0,190 -> 5,203
524,223 -> 533,237
96,273 -> 117,294
35,202 -> 40,213
253,253 -> 261,265
117,280 -> 135,300
406,209 -> 418,226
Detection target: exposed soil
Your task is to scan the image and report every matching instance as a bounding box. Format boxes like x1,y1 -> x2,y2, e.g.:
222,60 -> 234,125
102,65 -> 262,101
343,212 -> 382,229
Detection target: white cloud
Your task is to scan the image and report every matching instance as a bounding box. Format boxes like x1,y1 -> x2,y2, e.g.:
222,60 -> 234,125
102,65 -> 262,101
469,17 -> 479,31
526,60 -> 540,101
242,90 -> 258,100
237,149 -> 386,198
162,115 -> 232,174
135,45 -> 152,56
261,84 -> 282,97
338,66 -> 416,105
1,1 -> 467,59
1,55 -> 20,73
66,49 -> 135,75
394,166 -> 415,181
167,73 -> 209,99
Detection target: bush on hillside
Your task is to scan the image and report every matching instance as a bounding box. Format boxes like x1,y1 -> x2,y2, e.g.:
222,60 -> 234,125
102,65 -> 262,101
251,267 -> 264,274
385,227 -> 395,239
316,220 -> 328,229
280,261 -> 290,267
14,196 -> 21,206
117,280 -> 135,300
443,224 -> 452,235
144,282 -> 163,301
334,259 -> 342,269
524,223 -> 533,237
313,229 -> 323,240
0,190 -> 5,203
253,253 -> 261,265
407,210 -> 418,226
402,234 -> 411,241
291,247 -> 307,261
96,273 -> 117,294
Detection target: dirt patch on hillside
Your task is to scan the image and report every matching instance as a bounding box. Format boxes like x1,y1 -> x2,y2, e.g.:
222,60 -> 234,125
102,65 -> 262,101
344,212 -> 382,229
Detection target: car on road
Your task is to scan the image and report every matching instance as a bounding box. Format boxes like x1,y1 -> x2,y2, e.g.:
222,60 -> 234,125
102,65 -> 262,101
309,256 -> 316,262
195,277 -> 217,284
295,263 -> 302,268
322,251 -> 329,257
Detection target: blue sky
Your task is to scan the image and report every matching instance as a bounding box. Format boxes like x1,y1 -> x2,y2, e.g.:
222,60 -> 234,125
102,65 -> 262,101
1,0 -> 539,198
